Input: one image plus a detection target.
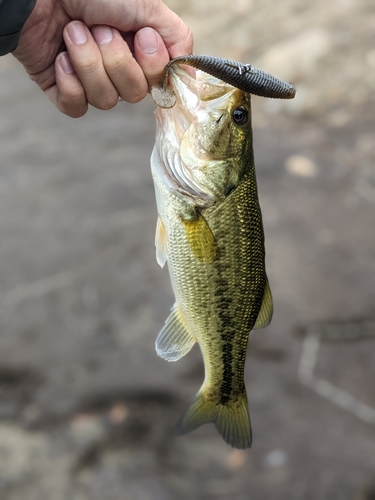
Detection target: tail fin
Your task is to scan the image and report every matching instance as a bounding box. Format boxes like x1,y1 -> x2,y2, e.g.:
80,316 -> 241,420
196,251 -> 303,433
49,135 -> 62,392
176,390 -> 252,449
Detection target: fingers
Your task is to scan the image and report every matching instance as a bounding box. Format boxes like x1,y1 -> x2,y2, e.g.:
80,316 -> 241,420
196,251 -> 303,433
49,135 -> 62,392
92,26 -> 170,98
133,28 -> 171,89
50,16 -> 190,118
155,11 -> 194,59
53,21 -> 172,117
91,25 -> 149,102
45,52 -> 88,118
85,0 -> 194,58
64,22 -> 119,110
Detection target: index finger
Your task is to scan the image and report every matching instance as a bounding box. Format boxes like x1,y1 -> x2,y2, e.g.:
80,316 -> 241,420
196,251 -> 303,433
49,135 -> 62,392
80,0 -> 194,58
153,9 -> 194,58
133,28 -> 172,90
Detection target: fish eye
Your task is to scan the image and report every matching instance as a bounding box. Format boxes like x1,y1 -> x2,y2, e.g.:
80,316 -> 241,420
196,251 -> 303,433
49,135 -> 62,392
232,106 -> 248,126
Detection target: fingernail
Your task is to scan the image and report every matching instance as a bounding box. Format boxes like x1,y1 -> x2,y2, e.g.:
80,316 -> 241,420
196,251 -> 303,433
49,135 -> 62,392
93,26 -> 113,46
67,22 -> 87,45
59,52 -> 75,74
137,28 -> 158,55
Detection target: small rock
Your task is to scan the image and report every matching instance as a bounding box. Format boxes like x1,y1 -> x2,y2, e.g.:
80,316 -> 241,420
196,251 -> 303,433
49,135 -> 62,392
328,110 -> 351,128
264,449 -> 287,468
69,413 -> 104,443
108,402 -> 129,425
284,155 -> 318,177
226,449 -> 247,469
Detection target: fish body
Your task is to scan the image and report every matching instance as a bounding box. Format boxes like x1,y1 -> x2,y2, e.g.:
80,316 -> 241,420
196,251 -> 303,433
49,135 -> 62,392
151,66 -> 273,449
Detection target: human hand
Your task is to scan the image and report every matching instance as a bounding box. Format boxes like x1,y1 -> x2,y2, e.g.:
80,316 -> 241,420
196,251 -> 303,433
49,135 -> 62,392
13,0 -> 193,117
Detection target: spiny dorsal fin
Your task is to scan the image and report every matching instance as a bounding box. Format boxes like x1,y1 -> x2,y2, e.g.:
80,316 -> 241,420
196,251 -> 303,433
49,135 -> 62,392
254,278 -> 273,330
180,212 -> 217,263
156,304 -> 196,361
155,215 -> 168,268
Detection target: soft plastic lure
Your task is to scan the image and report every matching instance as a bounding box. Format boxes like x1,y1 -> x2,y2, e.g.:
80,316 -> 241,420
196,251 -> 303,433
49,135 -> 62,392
151,54 -> 296,108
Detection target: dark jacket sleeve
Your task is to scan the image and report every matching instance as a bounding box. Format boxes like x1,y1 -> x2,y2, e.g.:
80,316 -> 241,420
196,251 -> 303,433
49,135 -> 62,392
0,0 -> 37,56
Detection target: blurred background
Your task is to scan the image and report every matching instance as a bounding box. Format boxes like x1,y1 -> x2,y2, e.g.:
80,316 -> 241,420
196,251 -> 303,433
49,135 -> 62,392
0,0 -> 374,498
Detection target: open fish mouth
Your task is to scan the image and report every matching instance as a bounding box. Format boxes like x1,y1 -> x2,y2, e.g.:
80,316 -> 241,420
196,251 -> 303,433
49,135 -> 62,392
155,66 -> 237,145
152,66 -> 241,206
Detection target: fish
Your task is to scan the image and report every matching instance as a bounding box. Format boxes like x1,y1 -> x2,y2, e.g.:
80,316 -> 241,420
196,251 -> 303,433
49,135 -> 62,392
150,63 -> 274,449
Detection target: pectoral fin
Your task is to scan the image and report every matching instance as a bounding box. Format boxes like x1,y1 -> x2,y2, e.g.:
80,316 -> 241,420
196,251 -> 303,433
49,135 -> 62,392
155,215 -> 168,268
254,279 -> 273,329
156,304 -> 196,361
181,212 -> 217,263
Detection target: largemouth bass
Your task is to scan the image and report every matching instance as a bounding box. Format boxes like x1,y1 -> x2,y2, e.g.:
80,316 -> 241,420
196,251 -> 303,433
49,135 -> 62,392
151,65 -> 274,449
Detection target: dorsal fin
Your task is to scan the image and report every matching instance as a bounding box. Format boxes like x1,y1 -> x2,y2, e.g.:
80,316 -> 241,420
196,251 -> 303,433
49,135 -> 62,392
156,304 -> 196,361
254,279 -> 273,330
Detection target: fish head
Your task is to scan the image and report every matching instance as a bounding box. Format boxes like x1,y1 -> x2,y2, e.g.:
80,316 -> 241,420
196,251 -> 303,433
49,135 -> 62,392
153,66 -> 253,206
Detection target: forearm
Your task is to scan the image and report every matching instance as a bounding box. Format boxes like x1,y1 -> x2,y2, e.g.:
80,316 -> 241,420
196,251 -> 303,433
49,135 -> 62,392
0,0 -> 37,55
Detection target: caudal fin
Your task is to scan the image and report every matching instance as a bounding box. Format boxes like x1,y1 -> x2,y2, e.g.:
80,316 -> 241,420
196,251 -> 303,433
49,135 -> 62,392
176,390 -> 252,449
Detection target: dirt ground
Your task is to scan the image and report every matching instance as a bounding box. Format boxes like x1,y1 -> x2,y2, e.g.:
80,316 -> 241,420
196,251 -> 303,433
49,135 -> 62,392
0,0 -> 374,498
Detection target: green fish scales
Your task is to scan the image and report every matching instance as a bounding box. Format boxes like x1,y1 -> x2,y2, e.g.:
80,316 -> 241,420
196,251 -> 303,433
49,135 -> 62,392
150,58 -> 291,448
167,169 -> 265,389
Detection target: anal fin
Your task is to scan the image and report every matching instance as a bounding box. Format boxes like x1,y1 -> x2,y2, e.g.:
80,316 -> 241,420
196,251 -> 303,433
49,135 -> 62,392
254,278 -> 273,329
156,304 -> 196,361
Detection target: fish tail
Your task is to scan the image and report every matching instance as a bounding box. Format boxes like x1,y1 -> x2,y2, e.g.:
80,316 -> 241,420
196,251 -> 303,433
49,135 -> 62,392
176,390 -> 252,449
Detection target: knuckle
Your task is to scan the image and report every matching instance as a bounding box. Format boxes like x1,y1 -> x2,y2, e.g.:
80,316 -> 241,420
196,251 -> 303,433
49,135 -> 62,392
176,18 -> 193,47
69,107 -> 88,118
76,55 -> 101,74
169,21 -> 194,57
57,88 -> 87,117
88,85 -> 118,109
58,100 -> 88,118
104,54 -> 124,74
184,26 -> 194,49
95,94 -> 119,110
122,88 -> 147,104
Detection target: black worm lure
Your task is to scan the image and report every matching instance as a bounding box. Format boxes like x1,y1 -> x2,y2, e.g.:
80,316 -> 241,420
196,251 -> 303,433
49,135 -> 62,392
151,54 -> 296,108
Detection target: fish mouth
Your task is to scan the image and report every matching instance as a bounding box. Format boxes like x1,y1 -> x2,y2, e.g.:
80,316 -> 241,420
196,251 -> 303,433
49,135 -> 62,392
163,66 -> 236,137
155,65 -> 236,149
154,67 -> 238,205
